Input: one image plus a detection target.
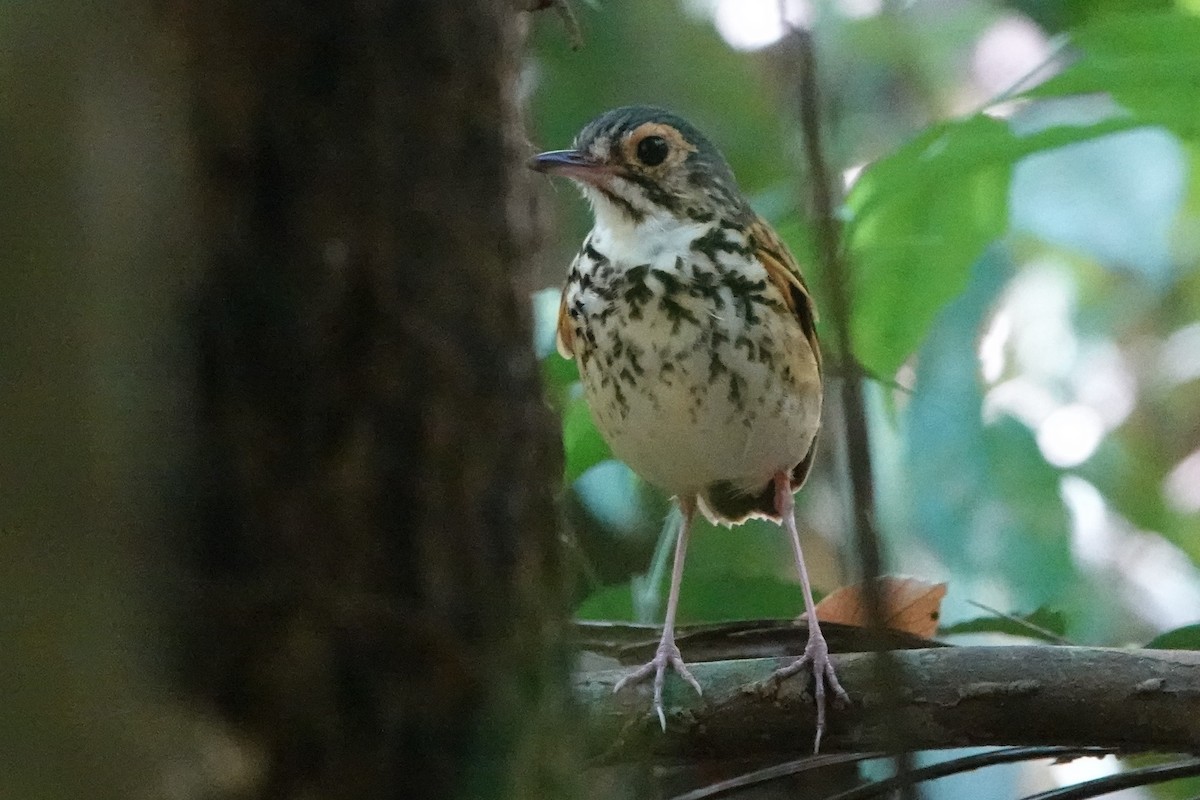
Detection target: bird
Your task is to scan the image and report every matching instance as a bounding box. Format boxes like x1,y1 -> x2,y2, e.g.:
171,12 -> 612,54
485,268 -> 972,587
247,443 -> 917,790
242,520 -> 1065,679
530,105 -> 849,751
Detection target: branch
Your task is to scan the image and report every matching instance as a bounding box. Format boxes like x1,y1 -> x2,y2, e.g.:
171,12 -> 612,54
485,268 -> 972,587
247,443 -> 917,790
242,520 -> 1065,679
577,647 -> 1200,762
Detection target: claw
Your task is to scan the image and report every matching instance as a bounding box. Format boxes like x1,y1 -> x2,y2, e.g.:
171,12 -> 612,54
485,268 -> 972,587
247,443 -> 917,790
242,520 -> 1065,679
768,628 -> 849,752
613,637 -> 702,730
771,471 -> 850,753
613,497 -> 703,730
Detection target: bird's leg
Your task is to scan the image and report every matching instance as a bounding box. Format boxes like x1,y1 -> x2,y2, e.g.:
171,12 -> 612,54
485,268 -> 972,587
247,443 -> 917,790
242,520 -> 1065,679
613,495 -> 702,730
770,471 -> 850,753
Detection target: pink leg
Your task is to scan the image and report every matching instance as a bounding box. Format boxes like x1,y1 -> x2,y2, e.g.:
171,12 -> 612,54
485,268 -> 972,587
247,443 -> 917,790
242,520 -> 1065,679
613,495 -> 703,730
771,471 -> 850,753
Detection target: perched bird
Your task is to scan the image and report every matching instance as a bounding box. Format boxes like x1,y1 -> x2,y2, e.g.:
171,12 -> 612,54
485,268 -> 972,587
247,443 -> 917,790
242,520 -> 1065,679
531,106 -> 848,750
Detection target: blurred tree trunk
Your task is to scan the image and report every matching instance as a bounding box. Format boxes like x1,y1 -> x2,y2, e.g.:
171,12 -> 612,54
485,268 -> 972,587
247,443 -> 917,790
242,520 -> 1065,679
0,4 -> 206,799
181,3 -> 578,799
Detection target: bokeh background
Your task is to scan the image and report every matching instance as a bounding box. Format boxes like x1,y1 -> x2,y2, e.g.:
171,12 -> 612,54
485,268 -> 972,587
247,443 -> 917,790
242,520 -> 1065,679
526,1 -> 1200,795
2,2 -> 1197,798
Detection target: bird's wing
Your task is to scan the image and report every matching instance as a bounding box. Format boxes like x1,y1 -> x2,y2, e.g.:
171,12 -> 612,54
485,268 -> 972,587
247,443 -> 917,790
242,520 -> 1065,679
748,217 -> 821,370
555,282 -> 575,359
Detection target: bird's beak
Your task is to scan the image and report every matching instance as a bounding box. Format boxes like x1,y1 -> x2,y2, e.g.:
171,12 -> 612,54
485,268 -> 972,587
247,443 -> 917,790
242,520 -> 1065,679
528,149 -> 613,184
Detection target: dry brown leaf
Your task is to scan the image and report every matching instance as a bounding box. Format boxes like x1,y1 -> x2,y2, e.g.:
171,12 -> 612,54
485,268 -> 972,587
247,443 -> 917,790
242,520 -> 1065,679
807,576 -> 947,639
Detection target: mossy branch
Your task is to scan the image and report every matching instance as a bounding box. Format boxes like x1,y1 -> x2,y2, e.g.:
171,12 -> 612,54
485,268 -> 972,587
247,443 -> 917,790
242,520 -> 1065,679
577,646 -> 1200,762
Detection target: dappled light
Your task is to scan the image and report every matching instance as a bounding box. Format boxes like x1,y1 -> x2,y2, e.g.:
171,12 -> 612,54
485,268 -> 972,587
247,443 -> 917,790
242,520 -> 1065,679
528,0 -> 1200,794
6,1 -> 1200,798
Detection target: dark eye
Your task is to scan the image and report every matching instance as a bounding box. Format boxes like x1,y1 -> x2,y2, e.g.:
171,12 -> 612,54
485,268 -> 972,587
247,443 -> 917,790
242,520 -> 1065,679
636,135 -> 669,166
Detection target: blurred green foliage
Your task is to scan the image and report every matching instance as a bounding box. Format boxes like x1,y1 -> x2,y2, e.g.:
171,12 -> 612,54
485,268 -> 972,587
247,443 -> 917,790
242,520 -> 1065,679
1004,0 -> 1173,33
845,115 -> 1012,378
1145,623 -> 1200,649
528,0 -> 1200,674
938,606 -> 1068,642
1025,12 -> 1200,135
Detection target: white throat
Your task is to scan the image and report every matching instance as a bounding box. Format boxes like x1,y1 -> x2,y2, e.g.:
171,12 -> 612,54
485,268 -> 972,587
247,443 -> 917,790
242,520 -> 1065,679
583,186 -> 711,267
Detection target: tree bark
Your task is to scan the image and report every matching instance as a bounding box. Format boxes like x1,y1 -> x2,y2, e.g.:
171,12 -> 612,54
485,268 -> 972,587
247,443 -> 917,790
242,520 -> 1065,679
577,645 -> 1200,762
181,3 -> 577,798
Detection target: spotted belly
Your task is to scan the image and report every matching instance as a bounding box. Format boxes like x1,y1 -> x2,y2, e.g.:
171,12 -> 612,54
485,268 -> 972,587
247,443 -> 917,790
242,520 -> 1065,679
568,260 -> 821,510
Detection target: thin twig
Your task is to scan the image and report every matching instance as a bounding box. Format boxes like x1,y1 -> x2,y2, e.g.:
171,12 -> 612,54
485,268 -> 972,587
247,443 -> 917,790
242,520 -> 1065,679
788,22 -> 918,797
668,747 -> 1117,800
824,359 -> 915,396
667,752 -> 885,800
1020,758 -> 1200,800
971,34 -> 1071,114
823,747 -> 1116,800
964,599 -> 1075,646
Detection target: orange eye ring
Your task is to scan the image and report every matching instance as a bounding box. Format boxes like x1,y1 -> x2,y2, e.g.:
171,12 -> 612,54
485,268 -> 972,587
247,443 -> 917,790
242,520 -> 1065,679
622,122 -> 696,168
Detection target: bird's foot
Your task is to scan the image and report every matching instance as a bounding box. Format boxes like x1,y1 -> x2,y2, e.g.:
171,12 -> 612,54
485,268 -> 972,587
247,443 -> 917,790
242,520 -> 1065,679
613,634 -> 703,730
768,629 -> 850,753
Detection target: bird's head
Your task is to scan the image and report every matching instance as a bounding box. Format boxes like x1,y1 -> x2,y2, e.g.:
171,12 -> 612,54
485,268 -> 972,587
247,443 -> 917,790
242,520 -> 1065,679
530,106 -> 752,233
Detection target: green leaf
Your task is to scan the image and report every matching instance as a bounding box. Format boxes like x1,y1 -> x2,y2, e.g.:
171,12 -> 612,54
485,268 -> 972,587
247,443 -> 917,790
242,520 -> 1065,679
844,112 -> 1145,379
539,352 -> 579,408
1022,12 -> 1200,138
939,606 -> 1069,642
1144,623 -> 1200,650
845,116 -> 1012,378
675,576 -> 810,625
1001,0 -> 1173,35
575,582 -> 636,621
844,8 -> 1200,381
772,213 -> 823,308
562,396 -> 611,484
1119,753 -> 1200,800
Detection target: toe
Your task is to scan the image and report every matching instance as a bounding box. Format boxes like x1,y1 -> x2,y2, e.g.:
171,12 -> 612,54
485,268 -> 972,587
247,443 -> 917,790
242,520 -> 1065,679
672,656 -> 703,696
824,661 -> 851,705
769,653 -> 812,684
612,660 -> 655,694
610,640 -> 704,729
653,672 -> 667,731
